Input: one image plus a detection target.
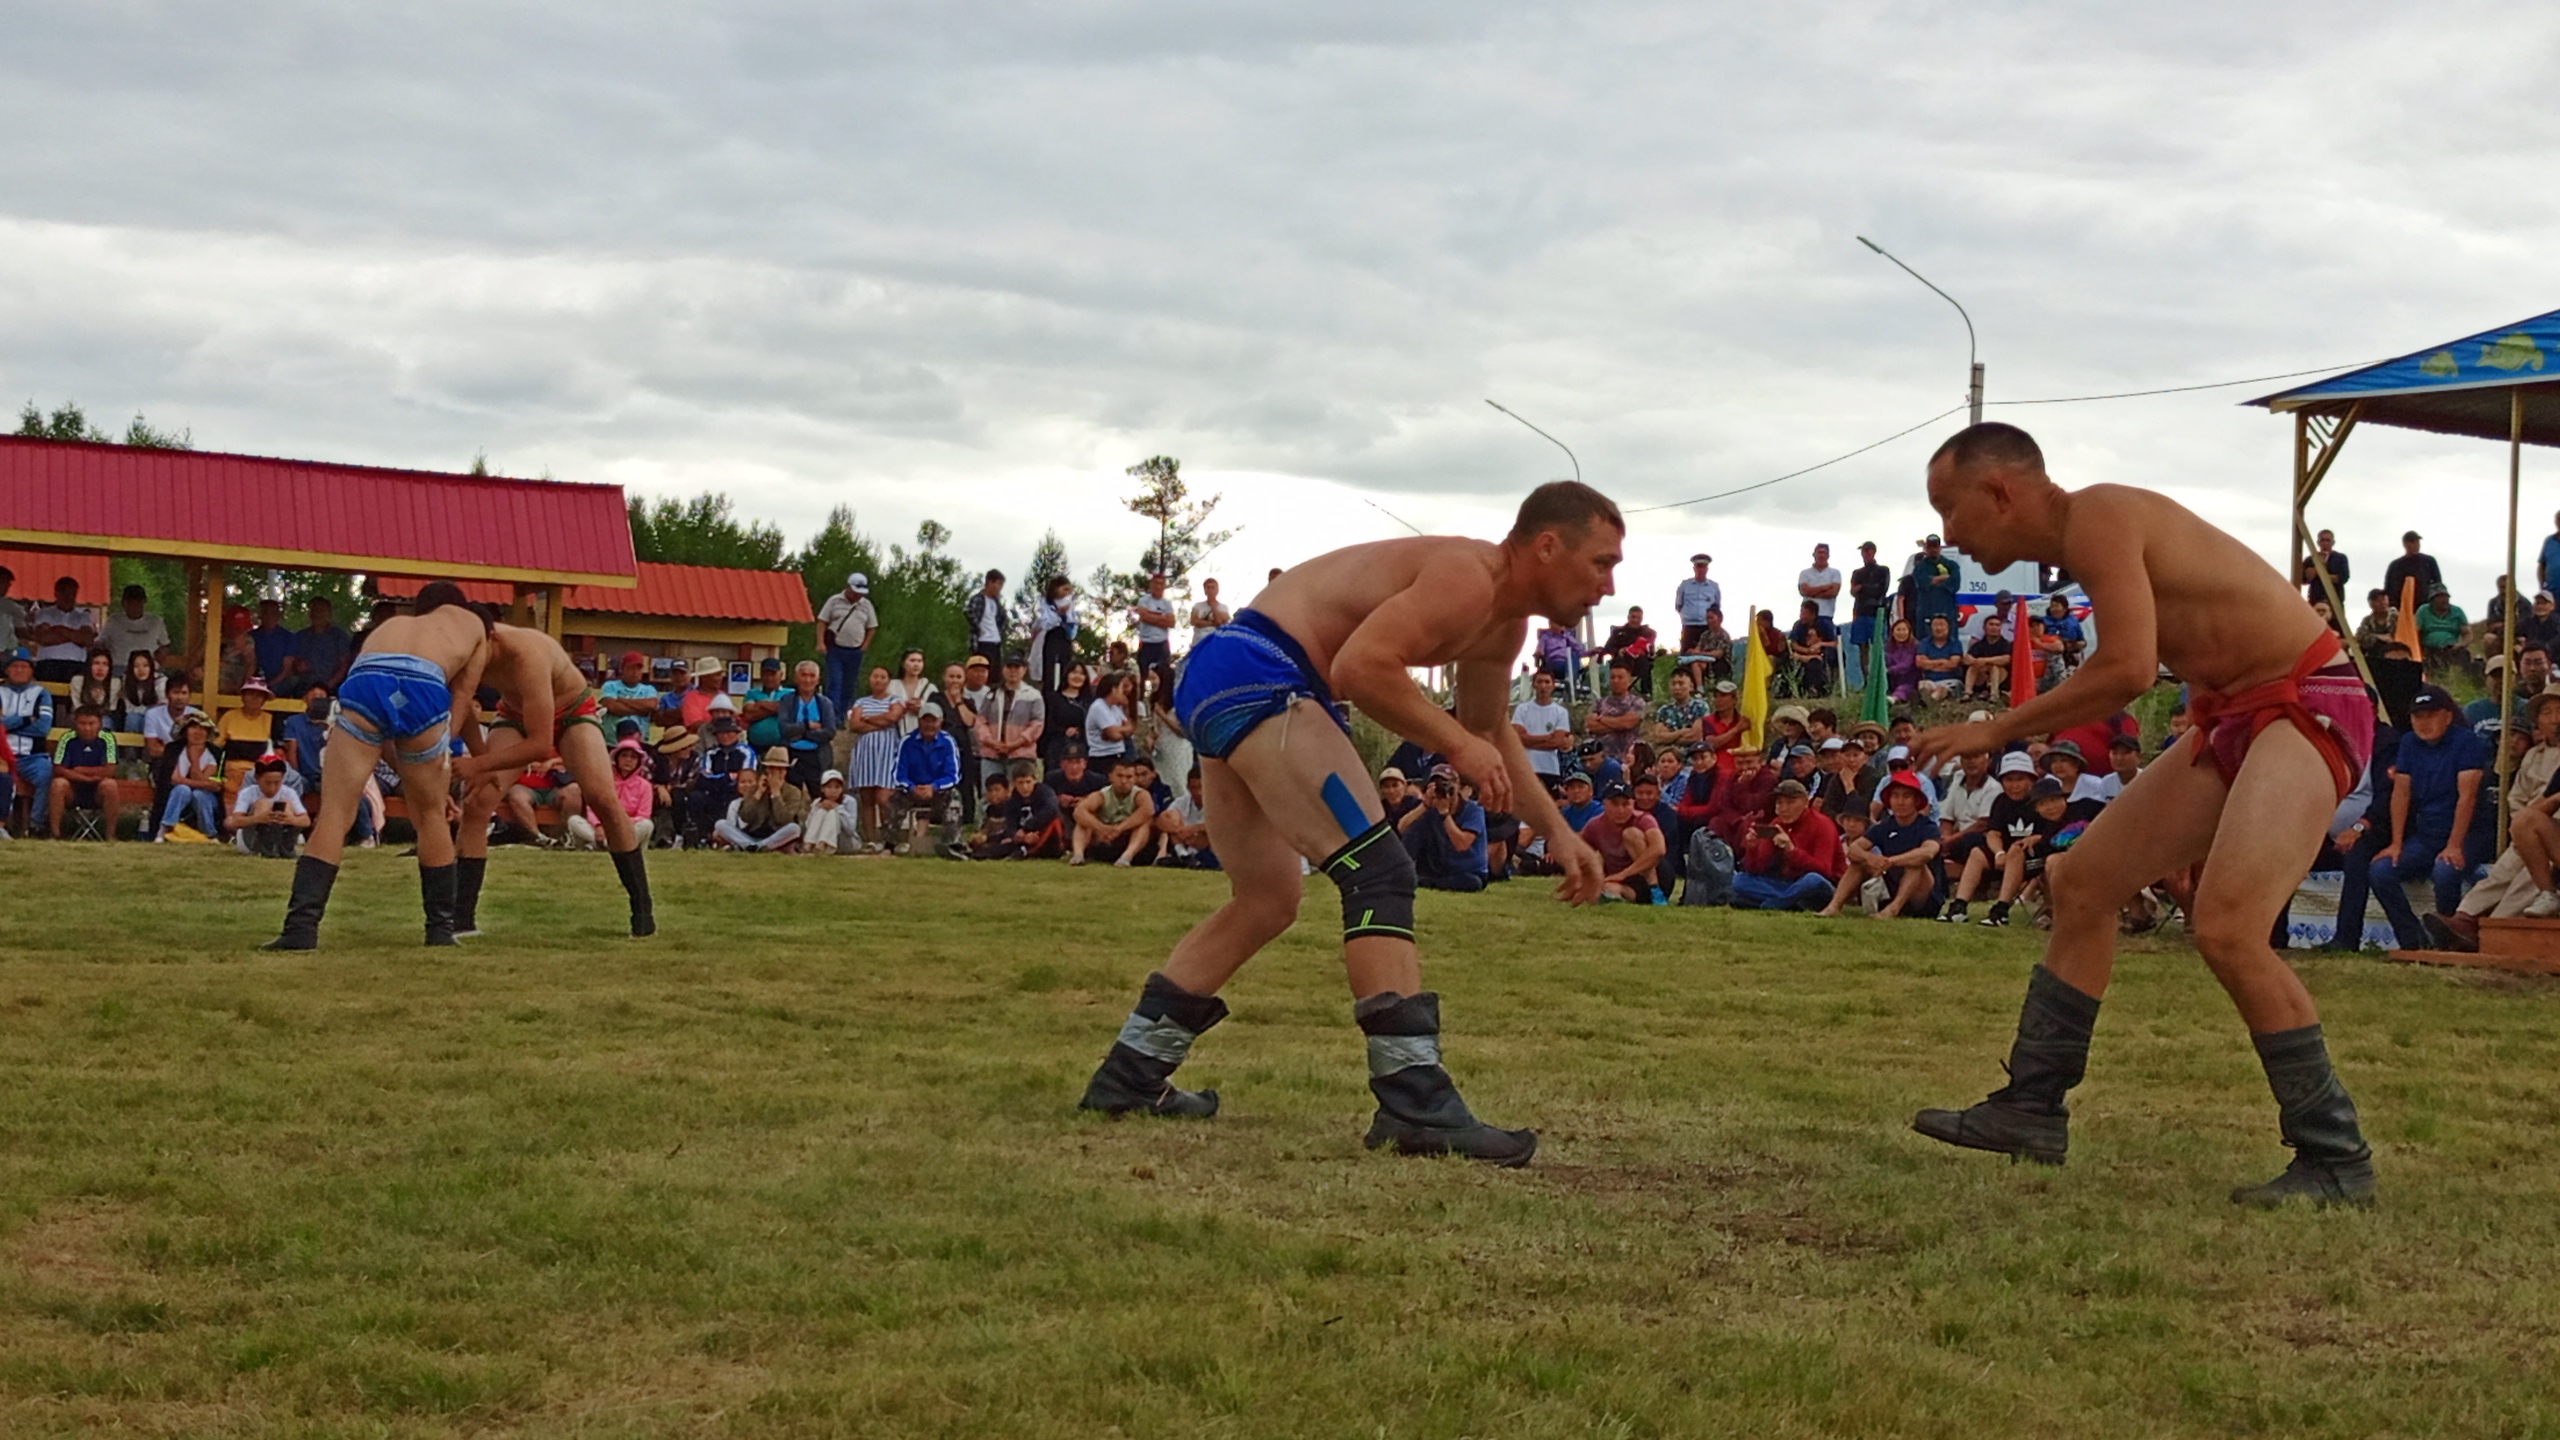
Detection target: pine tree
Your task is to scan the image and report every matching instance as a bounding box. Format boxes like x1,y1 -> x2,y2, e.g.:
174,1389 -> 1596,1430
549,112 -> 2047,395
1012,529 -> 1071,638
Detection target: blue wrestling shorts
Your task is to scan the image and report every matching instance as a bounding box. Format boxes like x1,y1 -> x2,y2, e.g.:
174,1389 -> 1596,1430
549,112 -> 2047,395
334,653 -> 455,765
1172,608 -> 1350,762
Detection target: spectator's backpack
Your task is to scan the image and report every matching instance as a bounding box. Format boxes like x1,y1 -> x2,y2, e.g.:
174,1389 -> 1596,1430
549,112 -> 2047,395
1680,829 -> 1734,906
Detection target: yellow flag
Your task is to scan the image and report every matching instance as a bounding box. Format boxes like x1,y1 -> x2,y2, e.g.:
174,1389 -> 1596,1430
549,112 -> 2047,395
1739,602 -> 1771,751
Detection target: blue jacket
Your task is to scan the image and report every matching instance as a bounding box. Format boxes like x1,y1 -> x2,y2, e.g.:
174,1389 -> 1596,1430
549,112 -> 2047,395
895,730 -> 962,790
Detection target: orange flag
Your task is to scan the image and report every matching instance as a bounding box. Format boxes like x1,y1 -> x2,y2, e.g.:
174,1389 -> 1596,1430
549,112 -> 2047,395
2008,597 -> 2038,707
2393,577 -> 2424,660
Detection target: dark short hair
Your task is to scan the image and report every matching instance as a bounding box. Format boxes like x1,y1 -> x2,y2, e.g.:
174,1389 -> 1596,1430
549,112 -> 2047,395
413,581 -> 472,616
1007,761 -> 1038,779
1110,756 -> 1137,771
122,584 -> 146,600
73,703 -> 105,720
1930,421 -> 2045,474
1505,481 -> 1624,547
1807,708 -> 1838,728
986,569 -> 1005,583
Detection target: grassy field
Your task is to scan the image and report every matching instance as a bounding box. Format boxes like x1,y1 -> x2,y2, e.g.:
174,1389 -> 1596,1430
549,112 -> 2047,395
5,845 -> 2560,1438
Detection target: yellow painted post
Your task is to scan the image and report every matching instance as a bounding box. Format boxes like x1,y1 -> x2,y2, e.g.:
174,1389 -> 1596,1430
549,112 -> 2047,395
199,562 -> 224,703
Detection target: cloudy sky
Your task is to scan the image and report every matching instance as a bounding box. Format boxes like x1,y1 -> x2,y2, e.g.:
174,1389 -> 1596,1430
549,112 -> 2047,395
3,2 -> 2556,626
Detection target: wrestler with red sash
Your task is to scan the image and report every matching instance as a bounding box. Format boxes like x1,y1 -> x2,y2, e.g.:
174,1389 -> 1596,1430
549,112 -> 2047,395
1907,423 -> 2378,1209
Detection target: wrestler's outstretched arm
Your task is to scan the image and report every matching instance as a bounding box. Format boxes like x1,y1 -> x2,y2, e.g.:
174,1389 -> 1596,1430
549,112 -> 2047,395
1453,654 -> 1603,905
1912,494 -> 2160,770
448,643 -> 493,759
456,642 -> 557,784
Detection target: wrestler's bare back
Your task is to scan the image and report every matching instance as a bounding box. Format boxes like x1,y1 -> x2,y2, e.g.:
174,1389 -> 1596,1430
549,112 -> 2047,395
1247,537 -> 1529,679
2053,486 -> 2325,696
360,608 -> 492,692
482,625 -> 590,715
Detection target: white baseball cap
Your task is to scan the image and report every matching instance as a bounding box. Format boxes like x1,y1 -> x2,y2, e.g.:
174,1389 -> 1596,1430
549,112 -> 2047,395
820,768 -> 846,787
1998,751 -> 2037,777
845,572 -> 870,593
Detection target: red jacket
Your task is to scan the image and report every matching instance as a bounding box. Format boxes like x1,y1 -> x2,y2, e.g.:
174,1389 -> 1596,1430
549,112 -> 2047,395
1738,805 -> 1843,882
1706,766 -> 1779,847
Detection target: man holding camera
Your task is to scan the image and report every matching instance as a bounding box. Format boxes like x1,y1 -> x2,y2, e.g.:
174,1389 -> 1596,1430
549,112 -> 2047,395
1730,778 -> 1843,910
1395,763 -> 1490,892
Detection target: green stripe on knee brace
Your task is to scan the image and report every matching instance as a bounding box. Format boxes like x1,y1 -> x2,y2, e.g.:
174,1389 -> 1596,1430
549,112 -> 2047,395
1322,819 -> 1417,942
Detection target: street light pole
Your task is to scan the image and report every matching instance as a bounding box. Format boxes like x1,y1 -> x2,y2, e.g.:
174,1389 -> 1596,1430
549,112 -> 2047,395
1484,399 -> 1581,485
1858,237 -> 1982,426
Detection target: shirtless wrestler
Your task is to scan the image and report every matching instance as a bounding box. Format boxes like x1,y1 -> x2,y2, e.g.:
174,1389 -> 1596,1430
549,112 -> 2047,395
1075,482 -> 1620,1165
1906,424 -> 2378,1209
450,618 -> 656,939
266,582 -> 489,949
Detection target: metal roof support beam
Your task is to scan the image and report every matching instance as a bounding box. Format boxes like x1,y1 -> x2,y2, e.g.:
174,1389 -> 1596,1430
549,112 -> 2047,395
2501,387 -> 2523,856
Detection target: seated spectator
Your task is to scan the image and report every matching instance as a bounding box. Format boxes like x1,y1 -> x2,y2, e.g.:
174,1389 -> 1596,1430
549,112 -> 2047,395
1786,600 -> 1839,695
893,705 -> 966,857
1600,606 -> 1657,695
2040,740 -> 2109,817
47,705 -> 126,840
3,648 -> 56,834
1964,614 -> 2012,700
2429,692 -> 2560,948
738,656 -> 788,751
2092,734 -> 2144,802
803,770 -> 865,854
776,659 -> 840,794
960,773 -> 1012,858
718,750 -> 809,852
503,763 -> 581,846
1782,742 -> 1821,790
246,598 -> 296,684
1730,778 -> 1842,910
2413,584 -> 2470,669
651,724 -> 703,843
157,714 -> 223,838
1555,772 -> 1601,832
1686,606 -> 1734,683
1647,669 -> 1709,752
1701,680 -> 1749,768
1130,754 -> 1175,814
1811,736 -> 1877,820
1762,703 -> 1811,759
1397,763 -> 1489,892
1590,660 -> 1647,762
1535,623 -> 1585,696
599,652 -> 662,722
2353,587 -> 2399,664
1820,771 -> 1940,918
973,761 -> 1066,860
1914,616 -> 1965,702
112,648 -> 164,733
1155,767 -> 1217,868
2365,686 -> 2490,949
289,597 -> 352,697
1070,756 -> 1158,867
1632,771 -> 1682,892
1580,781 -> 1667,902
567,737 -> 657,850
1572,737 -> 1623,791
140,677 -> 193,762
1942,762 -> 2065,925
215,677 -> 279,806
1376,767 -> 1422,830
224,754 -> 309,857
2042,595 -> 2085,671
68,646 -> 118,719
1047,745 -> 1107,805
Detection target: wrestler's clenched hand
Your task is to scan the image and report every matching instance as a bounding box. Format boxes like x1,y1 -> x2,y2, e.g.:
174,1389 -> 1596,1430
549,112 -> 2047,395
1549,833 -> 1605,906
1909,719 -> 2000,774
1449,735 -> 1513,814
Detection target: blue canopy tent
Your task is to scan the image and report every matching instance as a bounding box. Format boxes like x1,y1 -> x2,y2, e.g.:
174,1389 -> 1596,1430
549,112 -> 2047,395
2252,306 -> 2560,850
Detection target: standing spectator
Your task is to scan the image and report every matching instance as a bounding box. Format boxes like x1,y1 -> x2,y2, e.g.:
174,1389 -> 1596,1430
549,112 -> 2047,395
975,652 -> 1046,787
293,597 -> 353,696
817,572 -> 878,712
47,705 -> 125,839
1963,613 -> 2013,701
887,649 -> 933,736
568,739 -> 657,850
1599,606 -> 1657,695
1675,554 -> 1721,659
157,715 -> 223,838
741,656 -> 787,751
2298,530 -> 2351,606
1786,600 -> 1838,695
1511,669 -> 1574,787
1131,574 -> 1178,686
964,569 -> 1009,670
1844,542 -> 1892,690
115,650 -> 164,733
1909,534 -> 1960,631
775,659 -> 839,794
2,649 -> 54,834
893,705 -> 967,857
599,652 -> 661,724
1798,543 -> 1842,620
1882,617 -> 1922,701
1647,669 -> 1708,751
224,754 -> 307,856
1730,778 -> 1843,910
1155,767 -> 1216,868
1820,771 -> 1941,918
845,666 -> 909,851
99,585 -> 170,676
1030,576 -> 1077,692
1589,660 -> 1647,763
1581,781 -> 1667,903
1082,669 -> 1137,771
1915,615 -> 1965,702
1397,764 -> 1489,892
2364,686 -> 2488,950
671,657 -> 727,730
1041,662 -> 1092,766
248,598 -> 296,683
1069,756 -> 1157,867
1147,679 -> 1192,794
0,566 -> 22,655
2382,531 -> 2443,612
805,770 -> 860,854
1189,577 -> 1232,637
27,575 -> 97,682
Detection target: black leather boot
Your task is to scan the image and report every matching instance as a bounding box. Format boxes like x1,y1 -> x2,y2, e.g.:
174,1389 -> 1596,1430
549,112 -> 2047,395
453,857 -> 488,938
1356,991 -> 1536,1167
1079,972 -> 1225,1117
2230,1024 -> 2377,1209
420,864 -> 459,947
262,856 -> 339,951
610,846 -> 655,938
1912,965 -> 2096,1166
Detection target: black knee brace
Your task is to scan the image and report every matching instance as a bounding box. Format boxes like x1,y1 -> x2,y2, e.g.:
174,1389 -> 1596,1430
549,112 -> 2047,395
1321,819 -> 1417,942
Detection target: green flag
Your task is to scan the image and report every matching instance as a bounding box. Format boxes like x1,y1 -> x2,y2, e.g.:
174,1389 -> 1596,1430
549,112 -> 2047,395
1860,614 -> 1892,725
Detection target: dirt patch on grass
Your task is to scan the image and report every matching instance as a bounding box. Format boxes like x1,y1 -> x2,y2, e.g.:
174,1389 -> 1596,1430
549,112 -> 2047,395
3,1200 -> 144,1294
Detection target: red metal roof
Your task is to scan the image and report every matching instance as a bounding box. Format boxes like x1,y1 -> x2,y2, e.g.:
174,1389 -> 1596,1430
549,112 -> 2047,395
377,562 -> 812,624
0,547 -> 112,601
0,435 -> 636,587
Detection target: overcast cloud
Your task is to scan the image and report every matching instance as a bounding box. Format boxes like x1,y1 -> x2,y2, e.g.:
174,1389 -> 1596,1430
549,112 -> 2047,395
2,2 -> 2556,622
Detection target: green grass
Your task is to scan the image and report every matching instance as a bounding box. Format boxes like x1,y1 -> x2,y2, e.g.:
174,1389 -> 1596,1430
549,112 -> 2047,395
5,845 -> 2560,1437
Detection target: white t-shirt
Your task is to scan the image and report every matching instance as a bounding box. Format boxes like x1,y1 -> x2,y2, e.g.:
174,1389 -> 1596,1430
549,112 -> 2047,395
143,705 -> 196,747
973,599 -> 1003,645
1798,567 -> 1843,619
1167,792 -> 1209,855
1941,773 -> 2001,829
2090,771 -> 2129,804
817,593 -> 877,649
1134,596 -> 1176,644
1084,698 -> 1129,758
99,610 -> 169,664
231,783 -> 307,848
1189,600 -> 1230,631
30,604 -> 93,664
1511,699 -> 1573,776
171,746 -> 220,784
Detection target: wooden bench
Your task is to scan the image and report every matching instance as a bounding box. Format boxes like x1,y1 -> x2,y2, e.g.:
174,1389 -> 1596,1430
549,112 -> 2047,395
2390,918 -> 2560,977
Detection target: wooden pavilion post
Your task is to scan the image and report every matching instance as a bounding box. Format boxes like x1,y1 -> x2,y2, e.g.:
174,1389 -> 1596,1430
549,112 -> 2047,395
198,562 -> 224,700
2500,387 -> 2522,855
180,560 -> 205,675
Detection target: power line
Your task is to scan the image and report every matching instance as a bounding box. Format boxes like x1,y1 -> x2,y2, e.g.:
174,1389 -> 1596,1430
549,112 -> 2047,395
1989,358 -> 2385,406
1621,405 -> 1966,514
